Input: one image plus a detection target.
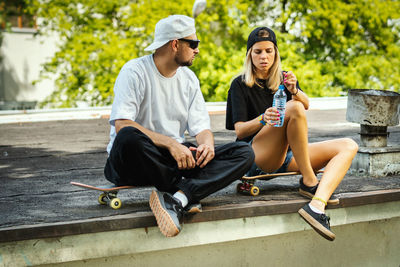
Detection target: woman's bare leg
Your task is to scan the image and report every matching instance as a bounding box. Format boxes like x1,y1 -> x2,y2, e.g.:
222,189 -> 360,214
285,101 -> 318,186
252,100 -> 318,187
251,122 -> 289,173
287,138 -> 359,211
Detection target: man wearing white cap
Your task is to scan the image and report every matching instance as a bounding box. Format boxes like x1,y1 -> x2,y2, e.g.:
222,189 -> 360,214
104,15 -> 254,237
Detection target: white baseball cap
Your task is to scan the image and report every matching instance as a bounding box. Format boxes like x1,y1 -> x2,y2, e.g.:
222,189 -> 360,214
144,15 -> 196,51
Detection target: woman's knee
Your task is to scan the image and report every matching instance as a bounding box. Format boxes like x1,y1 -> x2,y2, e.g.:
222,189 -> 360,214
286,100 -> 306,119
341,138 -> 359,155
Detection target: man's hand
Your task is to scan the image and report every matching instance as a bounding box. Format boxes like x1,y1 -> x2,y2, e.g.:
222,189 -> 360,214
190,144 -> 215,168
169,143 -> 196,170
115,119 -> 197,170
194,129 -> 215,168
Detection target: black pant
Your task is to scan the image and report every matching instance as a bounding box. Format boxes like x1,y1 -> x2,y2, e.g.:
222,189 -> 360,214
104,127 -> 254,203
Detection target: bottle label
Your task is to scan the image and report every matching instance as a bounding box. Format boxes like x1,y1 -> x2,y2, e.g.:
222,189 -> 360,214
272,87 -> 287,127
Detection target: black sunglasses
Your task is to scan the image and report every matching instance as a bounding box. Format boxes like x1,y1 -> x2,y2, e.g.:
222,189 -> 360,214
178,38 -> 200,49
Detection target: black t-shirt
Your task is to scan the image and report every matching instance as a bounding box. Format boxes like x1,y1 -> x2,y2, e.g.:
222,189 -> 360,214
226,74 -> 301,142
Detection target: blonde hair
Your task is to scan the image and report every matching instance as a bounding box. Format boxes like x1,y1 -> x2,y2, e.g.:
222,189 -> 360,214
242,45 -> 282,92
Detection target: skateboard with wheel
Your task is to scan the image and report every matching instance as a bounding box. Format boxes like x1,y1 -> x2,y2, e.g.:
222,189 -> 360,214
71,182 -> 134,209
237,170 -> 324,196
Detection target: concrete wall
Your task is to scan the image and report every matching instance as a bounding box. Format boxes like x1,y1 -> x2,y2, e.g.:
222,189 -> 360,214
49,218 -> 400,267
0,28 -> 57,103
1,201 -> 399,267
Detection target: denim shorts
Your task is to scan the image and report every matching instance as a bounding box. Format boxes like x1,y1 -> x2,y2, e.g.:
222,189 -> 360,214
245,148 -> 293,177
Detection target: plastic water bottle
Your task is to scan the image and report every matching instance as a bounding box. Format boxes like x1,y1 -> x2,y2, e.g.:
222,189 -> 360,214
272,84 -> 287,127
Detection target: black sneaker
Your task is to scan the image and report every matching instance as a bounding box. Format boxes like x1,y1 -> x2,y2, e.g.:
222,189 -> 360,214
299,178 -> 339,205
298,204 -> 335,241
149,190 -> 184,237
184,202 -> 202,214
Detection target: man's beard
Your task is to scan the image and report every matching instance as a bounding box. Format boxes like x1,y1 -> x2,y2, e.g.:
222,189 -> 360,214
174,54 -> 193,67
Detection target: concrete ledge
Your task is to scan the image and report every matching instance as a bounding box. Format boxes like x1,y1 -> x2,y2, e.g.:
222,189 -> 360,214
0,98 -> 348,124
0,200 -> 399,266
1,188 -> 399,243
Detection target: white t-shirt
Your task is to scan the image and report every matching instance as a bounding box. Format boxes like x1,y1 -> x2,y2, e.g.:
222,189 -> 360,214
107,54 -> 211,154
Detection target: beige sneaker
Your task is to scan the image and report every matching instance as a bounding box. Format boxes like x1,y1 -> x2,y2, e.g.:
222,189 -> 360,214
149,190 -> 183,237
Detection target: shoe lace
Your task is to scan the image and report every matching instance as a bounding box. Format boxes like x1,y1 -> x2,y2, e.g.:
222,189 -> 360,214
164,194 -> 184,218
174,203 -> 184,221
320,214 -> 331,227
173,202 -> 183,213
169,197 -> 184,219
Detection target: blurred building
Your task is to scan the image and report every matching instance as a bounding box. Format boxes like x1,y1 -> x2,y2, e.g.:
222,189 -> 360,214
0,1 -> 57,110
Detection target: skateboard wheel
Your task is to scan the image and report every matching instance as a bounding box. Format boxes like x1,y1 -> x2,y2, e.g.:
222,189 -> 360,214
110,198 -> 122,209
98,193 -> 107,205
250,186 -> 260,196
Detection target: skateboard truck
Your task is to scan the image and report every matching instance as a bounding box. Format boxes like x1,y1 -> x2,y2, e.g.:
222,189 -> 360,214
98,191 -> 122,209
237,170 -> 324,196
236,179 -> 260,196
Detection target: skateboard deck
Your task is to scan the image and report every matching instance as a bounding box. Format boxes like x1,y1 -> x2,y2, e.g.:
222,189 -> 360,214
71,182 -> 134,209
238,170 -> 324,196
71,182 -> 204,213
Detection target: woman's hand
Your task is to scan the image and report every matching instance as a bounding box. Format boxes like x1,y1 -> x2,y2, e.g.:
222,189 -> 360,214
283,71 -> 298,95
264,107 -> 280,126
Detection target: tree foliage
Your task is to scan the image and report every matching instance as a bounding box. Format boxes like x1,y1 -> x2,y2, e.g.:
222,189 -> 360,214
30,0 -> 400,107
283,0 -> 400,95
191,0 -> 264,101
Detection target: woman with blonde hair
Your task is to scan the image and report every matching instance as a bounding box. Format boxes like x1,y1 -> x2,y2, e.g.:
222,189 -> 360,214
226,27 -> 358,241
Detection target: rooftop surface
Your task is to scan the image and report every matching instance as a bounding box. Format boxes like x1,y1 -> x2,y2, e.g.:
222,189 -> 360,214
1,100 -> 400,242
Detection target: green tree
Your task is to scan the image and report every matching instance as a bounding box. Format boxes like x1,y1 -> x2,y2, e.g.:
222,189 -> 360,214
31,0 -> 143,107
32,0 -> 400,107
191,0 -> 263,101
282,0 -> 400,94
32,0 -> 258,107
